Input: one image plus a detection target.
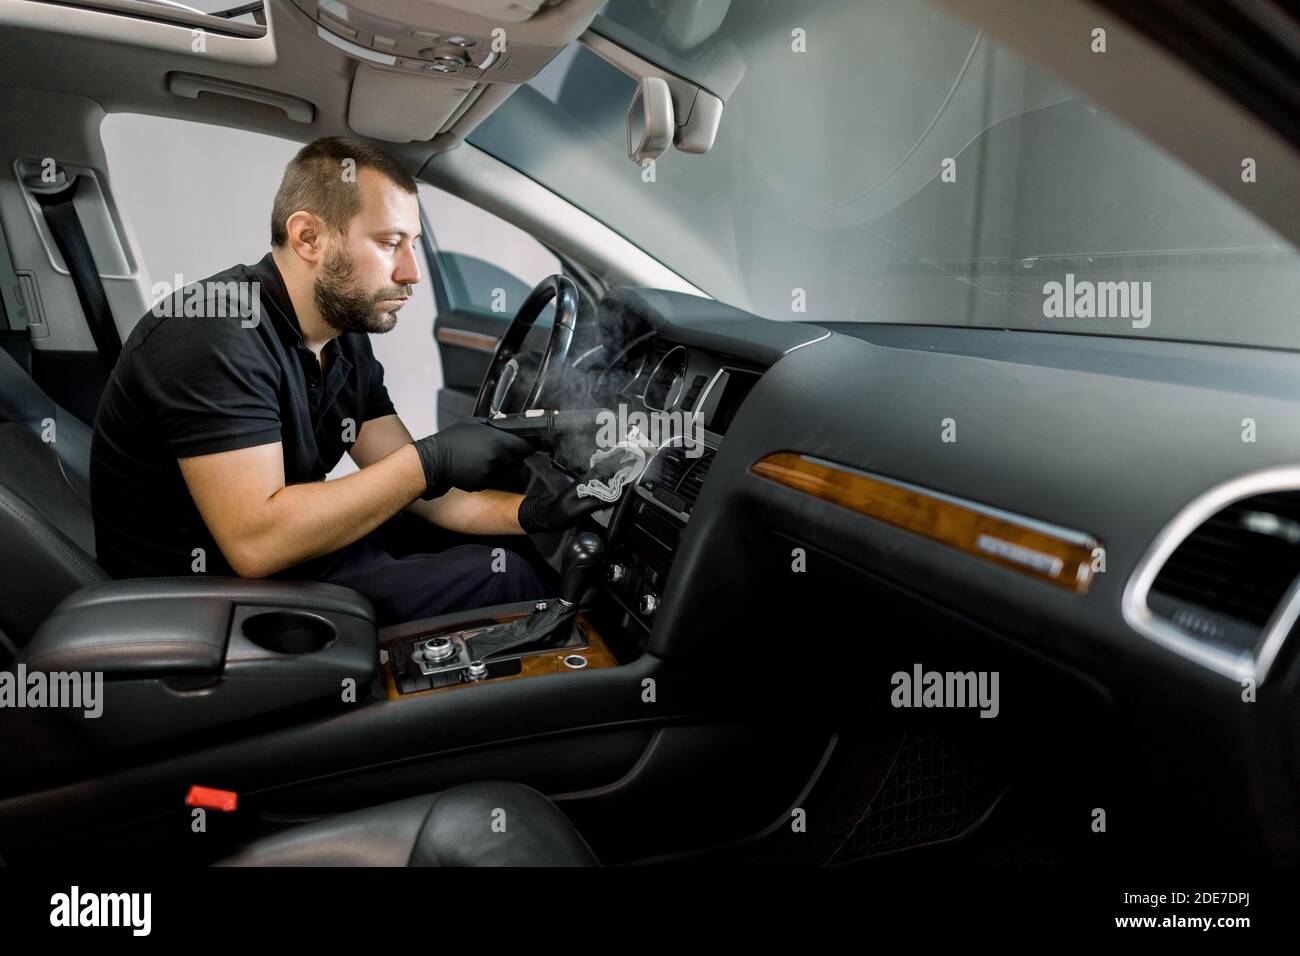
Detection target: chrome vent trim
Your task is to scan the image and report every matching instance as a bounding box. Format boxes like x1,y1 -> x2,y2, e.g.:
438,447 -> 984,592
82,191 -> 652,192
1123,467 -> 1300,685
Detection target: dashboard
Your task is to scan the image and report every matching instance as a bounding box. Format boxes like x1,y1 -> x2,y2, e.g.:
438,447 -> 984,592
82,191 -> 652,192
557,288 -> 1300,697
547,285 -> 1300,857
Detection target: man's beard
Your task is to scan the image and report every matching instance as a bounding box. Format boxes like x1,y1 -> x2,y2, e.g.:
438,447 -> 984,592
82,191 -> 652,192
313,245 -> 410,334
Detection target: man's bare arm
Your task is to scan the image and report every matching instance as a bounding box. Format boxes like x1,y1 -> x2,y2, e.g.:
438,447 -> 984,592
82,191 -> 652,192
350,414 -> 527,535
178,439 -> 426,578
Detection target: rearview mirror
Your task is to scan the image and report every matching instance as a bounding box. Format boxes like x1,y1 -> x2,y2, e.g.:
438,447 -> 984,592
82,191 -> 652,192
626,76 -> 675,165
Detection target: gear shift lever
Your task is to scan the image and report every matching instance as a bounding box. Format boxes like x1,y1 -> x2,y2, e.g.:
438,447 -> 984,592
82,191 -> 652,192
466,532 -> 605,662
559,531 -> 605,606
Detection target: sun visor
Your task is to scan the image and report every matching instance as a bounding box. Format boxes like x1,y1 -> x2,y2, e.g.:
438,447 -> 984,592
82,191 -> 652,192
347,63 -> 477,142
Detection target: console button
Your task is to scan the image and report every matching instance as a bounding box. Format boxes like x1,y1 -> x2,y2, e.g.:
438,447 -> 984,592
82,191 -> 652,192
639,593 -> 658,618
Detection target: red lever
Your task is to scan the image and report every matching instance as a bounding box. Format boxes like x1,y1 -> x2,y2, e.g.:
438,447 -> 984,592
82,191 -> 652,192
186,785 -> 238,812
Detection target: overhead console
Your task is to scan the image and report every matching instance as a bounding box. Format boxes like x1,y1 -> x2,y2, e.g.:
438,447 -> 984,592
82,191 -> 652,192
285,0 -> 604,141
292,0 -> 592,80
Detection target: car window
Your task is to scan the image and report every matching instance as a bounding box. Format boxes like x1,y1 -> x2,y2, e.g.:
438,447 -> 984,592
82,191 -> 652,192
419,182 -> 561,321
469,0 -> 1300,348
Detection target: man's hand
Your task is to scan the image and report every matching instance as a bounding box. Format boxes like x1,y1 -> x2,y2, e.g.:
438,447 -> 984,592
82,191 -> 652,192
517,479 -> 610,534
352,415 -> 531,536
411,419 -> 534,500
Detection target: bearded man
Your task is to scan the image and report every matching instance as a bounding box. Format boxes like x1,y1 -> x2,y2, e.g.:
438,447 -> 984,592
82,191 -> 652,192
90,136 -> 599,625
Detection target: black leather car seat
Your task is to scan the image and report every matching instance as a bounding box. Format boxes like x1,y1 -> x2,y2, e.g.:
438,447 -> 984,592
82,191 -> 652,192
0,353 -> 598,867
0,346 -> 92,495
219,782 -> 599,867
0,348 -> 106,647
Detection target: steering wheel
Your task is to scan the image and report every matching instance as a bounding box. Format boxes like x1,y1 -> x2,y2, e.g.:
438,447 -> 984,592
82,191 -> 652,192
473,274 -> 579,417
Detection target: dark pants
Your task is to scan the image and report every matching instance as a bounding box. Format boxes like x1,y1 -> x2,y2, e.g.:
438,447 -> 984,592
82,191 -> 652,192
277,514 -> 557,628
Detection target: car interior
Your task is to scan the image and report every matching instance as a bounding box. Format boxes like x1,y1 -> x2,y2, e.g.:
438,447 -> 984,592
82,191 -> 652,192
0,0 -> 1299,871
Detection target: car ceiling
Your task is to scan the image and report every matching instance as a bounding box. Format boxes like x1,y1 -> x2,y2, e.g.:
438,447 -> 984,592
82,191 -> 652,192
0,0 -> 604,170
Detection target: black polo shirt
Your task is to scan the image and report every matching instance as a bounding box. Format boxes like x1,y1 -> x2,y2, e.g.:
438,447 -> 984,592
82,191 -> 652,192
90,253 -> 396,579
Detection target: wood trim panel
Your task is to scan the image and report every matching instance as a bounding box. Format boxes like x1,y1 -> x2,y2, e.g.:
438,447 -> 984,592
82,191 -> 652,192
436,326 -> 499,353
382,613 -> 615,700
751,452 -> 1098,594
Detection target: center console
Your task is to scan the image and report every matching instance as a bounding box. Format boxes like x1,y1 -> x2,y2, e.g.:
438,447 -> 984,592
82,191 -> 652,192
600,366 -> 760,640
381,605 -> 616,696
381,532 -> 617,695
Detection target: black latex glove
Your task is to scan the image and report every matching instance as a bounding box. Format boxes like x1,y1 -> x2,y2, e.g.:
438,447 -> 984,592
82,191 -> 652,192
411,420 -> 534,500
517,479 -> 610,534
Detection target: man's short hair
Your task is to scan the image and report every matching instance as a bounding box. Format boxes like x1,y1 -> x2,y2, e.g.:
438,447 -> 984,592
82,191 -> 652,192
270,136 -> 418,247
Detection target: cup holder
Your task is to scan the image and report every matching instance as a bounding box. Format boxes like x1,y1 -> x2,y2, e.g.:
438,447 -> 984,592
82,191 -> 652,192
241,610 -> 337,655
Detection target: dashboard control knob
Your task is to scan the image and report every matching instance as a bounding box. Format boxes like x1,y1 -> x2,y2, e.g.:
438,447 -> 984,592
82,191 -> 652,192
467,660 -> 488,681
607,562 -> 626,584
419,636 -> 456,663
639,592 -> 658,618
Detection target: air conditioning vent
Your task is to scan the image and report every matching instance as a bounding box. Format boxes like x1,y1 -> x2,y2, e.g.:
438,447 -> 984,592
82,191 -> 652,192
1148,491 -> 1300,651
675,449 -> 715,505
645,445 -> 716,510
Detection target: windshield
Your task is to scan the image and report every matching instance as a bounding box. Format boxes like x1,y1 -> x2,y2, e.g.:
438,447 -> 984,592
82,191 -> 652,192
468,0 -> 1300,349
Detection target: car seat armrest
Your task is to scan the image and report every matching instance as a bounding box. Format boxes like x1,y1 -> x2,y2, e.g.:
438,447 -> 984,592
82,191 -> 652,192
18,577 -> 378,748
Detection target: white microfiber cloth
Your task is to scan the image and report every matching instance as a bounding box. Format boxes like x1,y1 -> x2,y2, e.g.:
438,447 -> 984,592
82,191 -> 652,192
576,439 -> 650,503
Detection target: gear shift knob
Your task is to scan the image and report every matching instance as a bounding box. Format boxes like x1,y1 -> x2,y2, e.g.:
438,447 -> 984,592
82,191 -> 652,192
466,532 -> 604,662
560,531 -> 605,606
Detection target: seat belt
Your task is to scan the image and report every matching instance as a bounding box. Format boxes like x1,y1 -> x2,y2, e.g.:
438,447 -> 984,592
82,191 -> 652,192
0,204 -> 33,370
28,172 -> 121,370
